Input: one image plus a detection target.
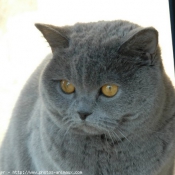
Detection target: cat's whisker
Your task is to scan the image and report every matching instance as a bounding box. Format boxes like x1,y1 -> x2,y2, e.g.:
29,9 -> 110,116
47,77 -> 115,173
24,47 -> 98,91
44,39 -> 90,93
107,130 -> 118,155
110,131 -> 123,152
61,123 -> 74,144
117,128 -> 144,149
137,128 -> 166,135
96,118 -> 118,130
64,119 -> 73,126
116,128 -> 136,148
105,130 -> 114,145
62,116 -> 70,122
112,130 -> 133,154
108,131 -> 121,155
112,130 -> 143,159
88,120 -> 114,141
62,116 -> 75,126
87,120 -> 119,148
98,118 -> 118,125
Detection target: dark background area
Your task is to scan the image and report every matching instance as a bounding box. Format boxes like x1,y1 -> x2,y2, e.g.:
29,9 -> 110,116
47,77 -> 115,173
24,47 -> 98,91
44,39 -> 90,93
169,0 -> 175,71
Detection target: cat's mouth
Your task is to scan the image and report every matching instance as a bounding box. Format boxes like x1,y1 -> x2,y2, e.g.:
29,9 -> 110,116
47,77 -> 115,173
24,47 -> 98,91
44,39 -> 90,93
71,124 -> 126,145
71,121 -> 105,135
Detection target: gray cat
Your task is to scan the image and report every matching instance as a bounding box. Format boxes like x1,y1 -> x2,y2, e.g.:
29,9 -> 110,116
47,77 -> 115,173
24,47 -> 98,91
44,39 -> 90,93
0,20 -> 175,175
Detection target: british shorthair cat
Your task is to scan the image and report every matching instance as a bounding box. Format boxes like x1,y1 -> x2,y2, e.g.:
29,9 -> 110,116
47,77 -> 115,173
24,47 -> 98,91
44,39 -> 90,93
0,20 -> 175,175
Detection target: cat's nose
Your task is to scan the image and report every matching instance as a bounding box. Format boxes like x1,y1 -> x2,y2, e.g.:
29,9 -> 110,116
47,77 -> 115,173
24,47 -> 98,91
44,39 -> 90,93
78,111 -> 92,120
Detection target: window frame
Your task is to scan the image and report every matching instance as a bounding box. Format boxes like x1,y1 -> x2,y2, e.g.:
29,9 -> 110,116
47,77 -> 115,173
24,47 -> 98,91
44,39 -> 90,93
169,0 -> 175,72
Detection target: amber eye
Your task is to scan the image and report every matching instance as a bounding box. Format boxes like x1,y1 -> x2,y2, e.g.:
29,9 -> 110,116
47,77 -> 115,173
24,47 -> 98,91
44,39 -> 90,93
101,84 -> 118,97
60,80 -> 75,94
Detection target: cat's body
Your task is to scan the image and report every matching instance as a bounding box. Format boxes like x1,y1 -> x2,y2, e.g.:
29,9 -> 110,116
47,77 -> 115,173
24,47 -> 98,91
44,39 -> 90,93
0,20 -> 175,175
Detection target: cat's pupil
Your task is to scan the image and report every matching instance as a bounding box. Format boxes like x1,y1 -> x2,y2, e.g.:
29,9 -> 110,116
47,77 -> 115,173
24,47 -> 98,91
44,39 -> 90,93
107,86 -> 112,90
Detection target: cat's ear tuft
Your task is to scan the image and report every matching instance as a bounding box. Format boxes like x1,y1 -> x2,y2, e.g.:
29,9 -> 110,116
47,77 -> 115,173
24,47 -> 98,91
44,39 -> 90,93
118,27 -> 158,55
35,23 -> 69,52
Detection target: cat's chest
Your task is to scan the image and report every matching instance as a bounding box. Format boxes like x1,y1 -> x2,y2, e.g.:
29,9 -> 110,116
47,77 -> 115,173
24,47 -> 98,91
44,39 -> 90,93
51,133 -> 163,175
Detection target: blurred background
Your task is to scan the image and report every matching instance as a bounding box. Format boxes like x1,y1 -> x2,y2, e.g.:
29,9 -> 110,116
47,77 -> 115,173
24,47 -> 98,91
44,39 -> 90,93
0,0 -> 174,143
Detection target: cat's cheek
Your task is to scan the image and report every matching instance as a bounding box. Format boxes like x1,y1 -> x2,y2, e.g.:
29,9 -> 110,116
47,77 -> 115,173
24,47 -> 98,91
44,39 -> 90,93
42,83 -> 75,117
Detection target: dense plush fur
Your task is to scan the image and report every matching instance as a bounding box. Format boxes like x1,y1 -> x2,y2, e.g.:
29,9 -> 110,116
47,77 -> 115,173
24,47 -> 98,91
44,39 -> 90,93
0,20 -> 175,175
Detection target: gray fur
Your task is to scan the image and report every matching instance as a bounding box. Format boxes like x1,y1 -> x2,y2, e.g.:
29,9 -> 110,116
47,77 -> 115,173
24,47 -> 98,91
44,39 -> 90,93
0,20 -> 175,175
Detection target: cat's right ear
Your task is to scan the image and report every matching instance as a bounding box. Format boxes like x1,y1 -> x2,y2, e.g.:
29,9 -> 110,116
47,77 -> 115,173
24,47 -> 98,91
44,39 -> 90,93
118,27 -> 158,56
35,23 -> 69,52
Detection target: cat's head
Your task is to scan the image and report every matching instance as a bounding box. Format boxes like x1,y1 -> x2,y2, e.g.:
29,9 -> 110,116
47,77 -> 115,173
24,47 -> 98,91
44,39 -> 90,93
36,21 -> 164,138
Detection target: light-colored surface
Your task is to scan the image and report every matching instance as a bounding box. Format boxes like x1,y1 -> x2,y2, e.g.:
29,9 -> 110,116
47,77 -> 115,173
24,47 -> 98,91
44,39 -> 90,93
0,0 -> 174,145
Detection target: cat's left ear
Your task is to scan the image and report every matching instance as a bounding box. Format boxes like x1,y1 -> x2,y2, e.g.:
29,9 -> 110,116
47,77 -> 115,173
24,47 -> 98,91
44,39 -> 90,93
118,27 -> 158,56
35,23 -> 69,52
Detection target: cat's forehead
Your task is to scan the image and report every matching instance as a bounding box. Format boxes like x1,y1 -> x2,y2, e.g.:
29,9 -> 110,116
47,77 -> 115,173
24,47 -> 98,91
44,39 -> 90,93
67,21 -> 140,65
69,21 -> 138,51
63,21 -> 139,87
50,21 -> 144,89
71,21 -> 139,40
